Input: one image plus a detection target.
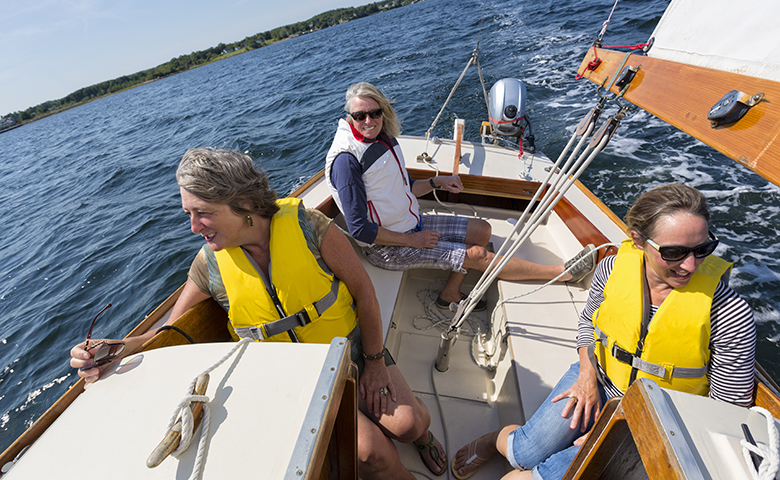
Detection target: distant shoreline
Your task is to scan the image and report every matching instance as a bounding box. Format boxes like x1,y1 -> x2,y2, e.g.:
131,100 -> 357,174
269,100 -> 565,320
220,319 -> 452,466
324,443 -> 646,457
0,0 -> 420,135
0,41 -> 273,134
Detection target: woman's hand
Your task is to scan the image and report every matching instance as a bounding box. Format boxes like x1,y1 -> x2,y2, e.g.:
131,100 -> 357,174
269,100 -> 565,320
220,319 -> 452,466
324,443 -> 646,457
551,374 -> 601,432
360,358 -> 396,417
552,351 -> 602,432
436,175 -> 464,194
407,230 -> 440,249
70,338 -> 116,384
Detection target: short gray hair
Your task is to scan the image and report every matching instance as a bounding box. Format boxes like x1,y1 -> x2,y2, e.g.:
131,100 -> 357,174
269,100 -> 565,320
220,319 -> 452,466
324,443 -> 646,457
344,82 -> 401,138
176,147 -> 279,219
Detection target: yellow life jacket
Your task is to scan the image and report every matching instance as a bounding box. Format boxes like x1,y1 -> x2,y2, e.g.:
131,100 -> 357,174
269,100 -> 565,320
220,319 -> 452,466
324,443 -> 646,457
593,239 -> 732,395
214,198 -> 357,343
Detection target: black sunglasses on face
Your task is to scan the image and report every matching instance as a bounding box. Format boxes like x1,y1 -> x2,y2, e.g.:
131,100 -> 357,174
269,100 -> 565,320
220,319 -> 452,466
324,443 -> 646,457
644,231 -> 719,262
349,108 -> 383,121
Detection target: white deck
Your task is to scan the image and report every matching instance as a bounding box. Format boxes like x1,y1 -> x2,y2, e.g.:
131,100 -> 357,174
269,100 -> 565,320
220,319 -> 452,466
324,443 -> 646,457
6,342 -> 344,479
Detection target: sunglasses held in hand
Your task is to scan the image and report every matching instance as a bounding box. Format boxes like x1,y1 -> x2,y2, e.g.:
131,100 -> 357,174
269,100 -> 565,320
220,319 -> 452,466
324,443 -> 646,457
80,303 -> 125,371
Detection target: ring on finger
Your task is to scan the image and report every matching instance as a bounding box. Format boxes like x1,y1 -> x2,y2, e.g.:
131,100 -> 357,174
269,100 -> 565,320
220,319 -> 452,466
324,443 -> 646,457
380,386 -> 388,396
568,395 -> 578,403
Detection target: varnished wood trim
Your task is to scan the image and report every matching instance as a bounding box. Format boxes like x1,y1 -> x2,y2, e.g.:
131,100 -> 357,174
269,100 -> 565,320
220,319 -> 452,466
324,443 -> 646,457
315,196 -> 340,219
140,298 -> 232,351
754,362 -> 780,418
554,194 -> 619,262
126,283 -> 184,338
291,169 -> 326,198
407,168 -> 541,201
621,381 -> 687,480
574,180 -> 627,232
306,344 -> 358,480
578,48 -> 780,187
453,121 -> 464,176
564,397 -> 626,480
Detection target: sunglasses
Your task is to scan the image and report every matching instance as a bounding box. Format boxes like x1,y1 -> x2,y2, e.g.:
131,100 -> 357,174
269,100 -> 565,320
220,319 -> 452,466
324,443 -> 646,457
80,303 -> 125,370
644,231 -> 719,262
81,340 -> 126,370
85,303 -> 112,349
349,108 -> 383,121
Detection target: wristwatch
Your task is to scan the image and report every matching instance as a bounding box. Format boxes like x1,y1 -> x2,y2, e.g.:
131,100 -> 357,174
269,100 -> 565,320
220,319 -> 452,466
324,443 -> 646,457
429,177 -> 437,189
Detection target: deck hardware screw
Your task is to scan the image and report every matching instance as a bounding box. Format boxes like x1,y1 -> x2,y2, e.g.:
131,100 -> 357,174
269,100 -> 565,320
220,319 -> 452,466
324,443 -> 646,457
297,470 -> 303,476
670,431 -> 675,436
311,428 -> 317,434
322,395 -> 328,400
331,367 -> 335,371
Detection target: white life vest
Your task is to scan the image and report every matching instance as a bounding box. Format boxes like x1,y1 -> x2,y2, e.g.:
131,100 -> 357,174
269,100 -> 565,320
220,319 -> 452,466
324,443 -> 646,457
325,119 -> 419,245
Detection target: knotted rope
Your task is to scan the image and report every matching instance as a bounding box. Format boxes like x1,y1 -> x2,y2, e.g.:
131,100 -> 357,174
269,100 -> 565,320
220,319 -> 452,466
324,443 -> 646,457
163,338 -> 253,480
741,406 -> 780,480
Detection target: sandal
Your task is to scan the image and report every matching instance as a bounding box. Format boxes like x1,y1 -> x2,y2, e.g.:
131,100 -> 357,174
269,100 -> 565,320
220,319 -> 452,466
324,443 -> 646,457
414,430 -> 447,476
451,437 -> 490,480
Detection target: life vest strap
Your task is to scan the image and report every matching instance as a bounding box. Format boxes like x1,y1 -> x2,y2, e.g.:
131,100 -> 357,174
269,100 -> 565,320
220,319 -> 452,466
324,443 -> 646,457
233,278 -> 341,341
595,325 -> 709,380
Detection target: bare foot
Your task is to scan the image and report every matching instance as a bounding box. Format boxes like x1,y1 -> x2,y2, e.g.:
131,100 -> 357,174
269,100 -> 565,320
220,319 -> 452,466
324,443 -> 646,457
414,431 -> 447,476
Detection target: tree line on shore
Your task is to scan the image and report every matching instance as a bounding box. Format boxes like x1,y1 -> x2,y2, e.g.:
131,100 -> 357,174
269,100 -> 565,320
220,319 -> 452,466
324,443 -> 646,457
1,0 -> 418,131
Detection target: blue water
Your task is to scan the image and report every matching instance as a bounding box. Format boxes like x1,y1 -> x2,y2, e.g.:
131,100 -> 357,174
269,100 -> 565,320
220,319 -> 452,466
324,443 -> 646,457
2,0 -> 779,453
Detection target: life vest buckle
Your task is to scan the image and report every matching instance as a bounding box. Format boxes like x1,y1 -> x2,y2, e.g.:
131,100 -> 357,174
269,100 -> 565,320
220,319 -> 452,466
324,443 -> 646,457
611,344 -> 635,365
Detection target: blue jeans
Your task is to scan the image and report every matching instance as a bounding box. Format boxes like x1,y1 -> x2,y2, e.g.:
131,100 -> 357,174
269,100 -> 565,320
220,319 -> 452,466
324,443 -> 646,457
506,362 -> 608,480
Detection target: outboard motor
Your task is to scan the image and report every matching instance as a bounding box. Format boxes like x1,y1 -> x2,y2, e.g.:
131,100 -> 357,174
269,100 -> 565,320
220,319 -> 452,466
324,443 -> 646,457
488,78 -> 535,152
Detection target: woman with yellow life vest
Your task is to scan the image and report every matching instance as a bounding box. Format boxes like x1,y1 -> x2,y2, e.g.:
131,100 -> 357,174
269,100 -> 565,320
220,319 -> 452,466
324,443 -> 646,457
450,184 -> 756,480
70,148 -> 447,479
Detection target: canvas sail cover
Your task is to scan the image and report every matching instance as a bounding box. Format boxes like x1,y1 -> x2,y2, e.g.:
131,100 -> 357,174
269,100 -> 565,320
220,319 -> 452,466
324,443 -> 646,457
649,0 -> 780,82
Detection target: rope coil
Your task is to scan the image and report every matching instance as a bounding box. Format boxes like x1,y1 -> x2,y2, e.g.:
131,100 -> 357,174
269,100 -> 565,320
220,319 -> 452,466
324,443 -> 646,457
741,407 -> 780,480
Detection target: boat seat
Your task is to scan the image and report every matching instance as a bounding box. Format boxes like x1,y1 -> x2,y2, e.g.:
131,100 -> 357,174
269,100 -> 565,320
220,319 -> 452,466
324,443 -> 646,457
565,378 -> 780,480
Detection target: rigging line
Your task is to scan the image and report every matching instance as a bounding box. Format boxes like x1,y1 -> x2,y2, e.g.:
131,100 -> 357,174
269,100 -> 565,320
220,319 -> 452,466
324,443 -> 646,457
422,0 -> 489,146
598,0 -> 621,42
475,0 -> 487,50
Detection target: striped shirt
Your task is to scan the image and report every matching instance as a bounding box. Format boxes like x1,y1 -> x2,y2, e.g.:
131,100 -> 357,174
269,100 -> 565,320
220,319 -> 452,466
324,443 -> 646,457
577,255 -> 756,406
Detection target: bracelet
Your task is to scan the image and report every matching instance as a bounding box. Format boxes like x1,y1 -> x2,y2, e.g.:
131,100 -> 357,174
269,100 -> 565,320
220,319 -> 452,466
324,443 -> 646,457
362,351 -> 385,361
429,177 -> 437,189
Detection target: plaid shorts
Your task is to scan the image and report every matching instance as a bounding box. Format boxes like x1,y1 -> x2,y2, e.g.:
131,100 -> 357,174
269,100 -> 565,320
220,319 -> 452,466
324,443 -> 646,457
363,214 -> 469,273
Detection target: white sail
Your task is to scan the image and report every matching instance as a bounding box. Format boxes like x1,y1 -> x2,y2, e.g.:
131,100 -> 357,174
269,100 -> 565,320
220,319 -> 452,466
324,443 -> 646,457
649,0 -> 780,81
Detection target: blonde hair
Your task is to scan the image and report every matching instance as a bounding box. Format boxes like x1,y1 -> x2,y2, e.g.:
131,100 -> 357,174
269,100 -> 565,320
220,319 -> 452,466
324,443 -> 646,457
176,147 -> 279,219
344,82 -> 401,138
625,184 -> 710,240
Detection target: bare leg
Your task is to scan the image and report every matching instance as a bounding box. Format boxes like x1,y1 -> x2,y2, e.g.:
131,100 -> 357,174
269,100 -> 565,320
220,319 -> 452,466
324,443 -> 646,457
358,365 -> 446,476
440,218 -> 569,303
502,470 -> 535,479
358,411 -> 416,480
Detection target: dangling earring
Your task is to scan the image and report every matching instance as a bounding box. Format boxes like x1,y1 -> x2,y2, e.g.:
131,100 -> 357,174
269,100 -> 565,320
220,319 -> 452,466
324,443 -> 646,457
246,215 -> 254,227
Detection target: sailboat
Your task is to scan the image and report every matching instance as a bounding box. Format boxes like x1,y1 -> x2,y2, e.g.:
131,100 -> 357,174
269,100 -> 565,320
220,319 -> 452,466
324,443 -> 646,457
2,0 -> 780,478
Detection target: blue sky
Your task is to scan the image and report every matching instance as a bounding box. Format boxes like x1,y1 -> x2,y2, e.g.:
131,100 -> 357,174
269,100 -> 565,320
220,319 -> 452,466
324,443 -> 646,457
0,0 -> 365,116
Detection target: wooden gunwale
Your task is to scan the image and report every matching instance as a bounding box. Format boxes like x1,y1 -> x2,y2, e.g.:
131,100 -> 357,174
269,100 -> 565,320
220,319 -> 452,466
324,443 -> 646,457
0,284 -> 186,468
577,47 -> 780,187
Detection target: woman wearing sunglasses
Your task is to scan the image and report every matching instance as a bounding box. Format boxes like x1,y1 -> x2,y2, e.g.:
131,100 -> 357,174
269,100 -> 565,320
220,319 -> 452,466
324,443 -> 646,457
325,82 -> 597,316
451,183 -> 756,480
71,148 -> 446,479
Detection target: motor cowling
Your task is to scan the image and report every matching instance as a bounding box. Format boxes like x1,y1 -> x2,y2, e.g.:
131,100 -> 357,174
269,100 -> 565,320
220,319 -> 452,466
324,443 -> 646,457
488,78 -> 527,137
